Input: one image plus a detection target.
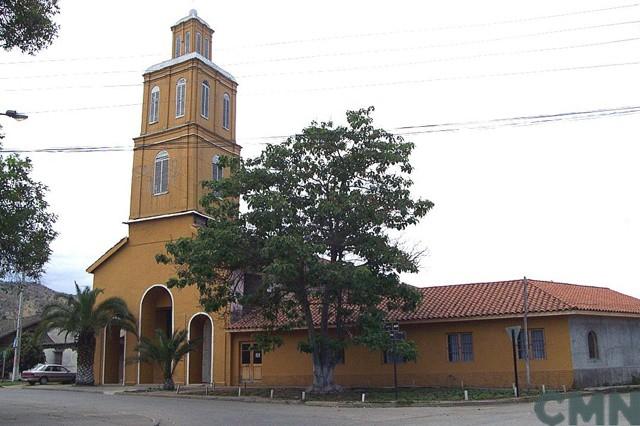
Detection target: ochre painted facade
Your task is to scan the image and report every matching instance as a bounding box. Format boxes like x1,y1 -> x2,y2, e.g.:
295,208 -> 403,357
229,316 -> 574,388
89,10 -> 238,386
89,11 -> 627,391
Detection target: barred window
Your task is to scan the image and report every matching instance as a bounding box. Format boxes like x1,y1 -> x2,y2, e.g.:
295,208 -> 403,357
518,329 -> 546,360
447,332 -> 473,362
588,331 -> 599,359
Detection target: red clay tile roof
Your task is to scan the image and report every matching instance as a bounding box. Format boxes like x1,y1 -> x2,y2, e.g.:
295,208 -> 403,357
227,279 -> 640,331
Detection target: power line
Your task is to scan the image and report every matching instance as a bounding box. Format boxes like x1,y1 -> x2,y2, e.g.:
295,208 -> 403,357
0,2 -> 636,65
2,16 -> 638,70
3,105 -> 639,154
239,37 -> 640,78
16,58 -> 640,102
226,19 -> 640,66
7,36 -> 638,84
221,2 -> 640,49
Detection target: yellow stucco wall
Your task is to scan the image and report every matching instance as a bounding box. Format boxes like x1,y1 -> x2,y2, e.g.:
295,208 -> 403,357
91,214 -> 230,386
229,316 -> 574,389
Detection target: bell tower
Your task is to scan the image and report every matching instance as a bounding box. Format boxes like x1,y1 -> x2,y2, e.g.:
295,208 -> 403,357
129,9 -> 240,221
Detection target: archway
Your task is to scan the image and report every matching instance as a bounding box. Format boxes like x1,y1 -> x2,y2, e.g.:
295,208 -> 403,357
187,313 -> 213,384
103,326 -> 126,384
138,285 -> 174,384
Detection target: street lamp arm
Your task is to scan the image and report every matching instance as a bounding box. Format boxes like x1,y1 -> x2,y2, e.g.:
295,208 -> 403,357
0,110 -> 28,121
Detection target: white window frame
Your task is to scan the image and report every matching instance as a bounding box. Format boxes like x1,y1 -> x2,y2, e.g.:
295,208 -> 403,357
212,155 -> 223,181
185,31 -> 191,53
175,35 -> 181,57
176,78 -> 186,118
196,32 -> 202,54
222,93 -> 230,130
153,151 -> 169,195
204,37 -> 210,59
149,86 -> 160,124
201,80 -> 210,119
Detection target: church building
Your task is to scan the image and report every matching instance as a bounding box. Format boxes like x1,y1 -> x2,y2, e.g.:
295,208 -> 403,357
87,9 -> 238,386
88,11 -> 640,390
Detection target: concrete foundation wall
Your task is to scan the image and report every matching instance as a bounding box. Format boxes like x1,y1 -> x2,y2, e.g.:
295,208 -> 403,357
569,315 -> 640,388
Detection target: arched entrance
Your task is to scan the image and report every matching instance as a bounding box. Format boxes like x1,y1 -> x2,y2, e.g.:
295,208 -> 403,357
103,326 -> 126,384
138,285 -> 174,384
187,313 -> 213,384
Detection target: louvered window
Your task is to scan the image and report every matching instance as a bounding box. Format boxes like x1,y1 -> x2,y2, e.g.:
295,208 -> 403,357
223,93 -> 230,129
185,31 -> 191,53
196,32 -> 202,54
149,86 -> 160,123
201,81 -> 210,119
176,78 -> 186,118
154,151 -> 169,195
174,35 -> 181,57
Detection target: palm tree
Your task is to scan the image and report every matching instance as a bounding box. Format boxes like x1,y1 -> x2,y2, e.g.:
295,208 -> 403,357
40,283 -> 136,386
132,328 -> 199,391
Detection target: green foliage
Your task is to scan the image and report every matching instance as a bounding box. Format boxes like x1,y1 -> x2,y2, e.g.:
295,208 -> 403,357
0,154 -> 57,279
3,330 -> 45,374
40,283 -> 136,340
159,107 -> 433,390
0,0 -> 60,54
131,328 -> 199,391
40,283 -> 136,385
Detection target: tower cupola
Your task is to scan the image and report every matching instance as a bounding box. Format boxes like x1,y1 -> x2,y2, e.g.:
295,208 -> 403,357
171,9 -> 214,60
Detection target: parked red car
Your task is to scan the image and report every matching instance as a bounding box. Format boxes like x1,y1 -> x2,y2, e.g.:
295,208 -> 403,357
21,363 -> 76,385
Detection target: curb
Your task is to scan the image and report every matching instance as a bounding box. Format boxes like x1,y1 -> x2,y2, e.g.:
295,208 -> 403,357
115,389 -> 542,408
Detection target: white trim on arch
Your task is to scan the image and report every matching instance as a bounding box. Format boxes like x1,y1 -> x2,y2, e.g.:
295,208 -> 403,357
137,284 -> 175,385
101,328 -> 106,385
186,312 -> 215,385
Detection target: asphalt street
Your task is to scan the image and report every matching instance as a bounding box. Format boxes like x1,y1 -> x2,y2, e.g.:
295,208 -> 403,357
0,387 -> 620,425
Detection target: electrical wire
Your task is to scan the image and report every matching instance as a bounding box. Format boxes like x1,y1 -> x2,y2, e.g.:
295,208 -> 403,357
3,105 -> 639,154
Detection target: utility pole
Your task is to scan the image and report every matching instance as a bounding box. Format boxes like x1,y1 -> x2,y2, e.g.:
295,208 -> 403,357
11,276 -> 24,382
523,276 -> 531,386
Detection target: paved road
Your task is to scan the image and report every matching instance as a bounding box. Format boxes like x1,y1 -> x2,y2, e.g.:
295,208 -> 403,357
0,386 -> 619,425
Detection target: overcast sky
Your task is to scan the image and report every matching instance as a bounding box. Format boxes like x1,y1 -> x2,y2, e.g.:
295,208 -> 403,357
1,0 -> 639,296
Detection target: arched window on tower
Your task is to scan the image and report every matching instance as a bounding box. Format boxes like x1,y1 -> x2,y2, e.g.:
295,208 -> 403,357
204,37 -> 210,59
153,151 -> 169,195
149,86 -> 160,124
176,78 -> 186,118
174,35 -> 181,58
185,31 -> 191,53
588,331 -> 599,359
222,93 -> 230,130
201,80 -> 210,119
212,155 -> 223,181
196,32 -> 202,54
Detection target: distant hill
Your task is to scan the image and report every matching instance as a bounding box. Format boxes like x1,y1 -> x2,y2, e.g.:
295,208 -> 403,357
0,281 -> 68,320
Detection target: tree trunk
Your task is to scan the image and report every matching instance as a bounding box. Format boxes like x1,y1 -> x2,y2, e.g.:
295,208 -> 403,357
310,355 -> 341,393
75,334 -> 96,386
163,362 -> 175,390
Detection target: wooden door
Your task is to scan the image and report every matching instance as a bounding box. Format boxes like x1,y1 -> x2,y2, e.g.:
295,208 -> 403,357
240,343 -> 263,382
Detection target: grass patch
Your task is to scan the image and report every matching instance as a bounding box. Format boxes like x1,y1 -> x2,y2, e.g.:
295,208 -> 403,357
0,380 -> 23,387
180,386 -> 543,403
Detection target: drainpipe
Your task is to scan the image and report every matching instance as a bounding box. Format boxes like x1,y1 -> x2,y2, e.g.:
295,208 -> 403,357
523,276 -> 531,386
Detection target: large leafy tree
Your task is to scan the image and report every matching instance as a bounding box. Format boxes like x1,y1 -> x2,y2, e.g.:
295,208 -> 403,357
158,107 -> 433,392
0,154 -> 57,279
131,328 -> 199,391
40,284 -> 136,385
0,0 -> 60,54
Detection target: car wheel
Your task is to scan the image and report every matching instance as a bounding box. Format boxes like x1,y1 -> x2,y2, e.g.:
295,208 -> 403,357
39,376 -> 48,385
27,381 -> 35,386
